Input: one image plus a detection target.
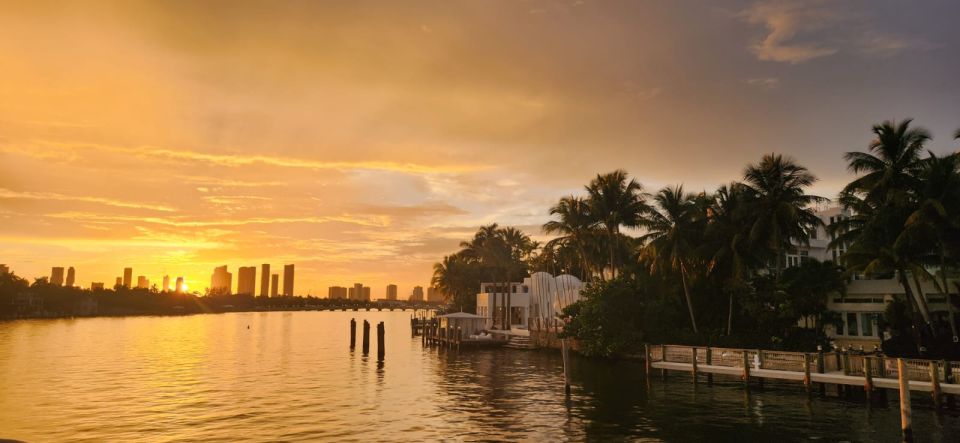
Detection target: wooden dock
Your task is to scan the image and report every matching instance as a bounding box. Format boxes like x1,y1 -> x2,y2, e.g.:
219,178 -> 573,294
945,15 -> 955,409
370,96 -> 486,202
647,344 -> 959,394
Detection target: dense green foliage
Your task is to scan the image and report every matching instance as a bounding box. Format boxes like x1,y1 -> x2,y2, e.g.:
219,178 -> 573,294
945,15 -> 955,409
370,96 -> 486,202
434,119 -> 960,358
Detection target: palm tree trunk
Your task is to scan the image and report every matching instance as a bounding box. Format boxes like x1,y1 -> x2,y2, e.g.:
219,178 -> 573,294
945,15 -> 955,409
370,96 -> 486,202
726,288 -> 734,335
608,226 -> 617,280
680,261 -> 698,333
911,272 -> 937,338
897,267 -> 927,352
912,273 -> 937,336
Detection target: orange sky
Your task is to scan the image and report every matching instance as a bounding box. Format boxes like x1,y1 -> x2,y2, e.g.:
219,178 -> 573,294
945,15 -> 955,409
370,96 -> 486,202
1,1 -> 959,296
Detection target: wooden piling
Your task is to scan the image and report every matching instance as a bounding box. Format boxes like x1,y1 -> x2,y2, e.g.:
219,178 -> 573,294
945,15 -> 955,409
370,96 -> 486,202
803,353 -> 811,395
644,344 -> 652,380
930,360 -> 942,409
863,356 -> 874,401
350,318 -> 356,349
561,338 -> 572,395
706,347 -> 713,385
741,350 -> 750,389
362,320 -> 370,354
377,321 -> 385,361
756,350 -> 764,389
691,347 -> 699,384
817,348 -> 826,396
945,360 -> 955,409
898,358 -> 913,441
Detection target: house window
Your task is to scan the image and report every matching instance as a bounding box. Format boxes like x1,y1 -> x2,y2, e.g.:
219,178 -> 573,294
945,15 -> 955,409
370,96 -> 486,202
846,313 -> 859,336
860,313 -> 874,337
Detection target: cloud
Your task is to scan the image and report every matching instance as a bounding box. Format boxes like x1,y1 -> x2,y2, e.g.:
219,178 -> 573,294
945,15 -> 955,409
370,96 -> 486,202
745,77 -> 780,89
742,1 -> 838,64
0,187 -> 176,212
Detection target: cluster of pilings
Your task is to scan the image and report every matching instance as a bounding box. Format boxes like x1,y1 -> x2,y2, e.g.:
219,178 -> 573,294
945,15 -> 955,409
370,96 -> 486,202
349,318 -> 385,361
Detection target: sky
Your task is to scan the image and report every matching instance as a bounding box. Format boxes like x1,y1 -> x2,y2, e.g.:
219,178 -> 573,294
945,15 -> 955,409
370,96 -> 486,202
1,0 -> 959,296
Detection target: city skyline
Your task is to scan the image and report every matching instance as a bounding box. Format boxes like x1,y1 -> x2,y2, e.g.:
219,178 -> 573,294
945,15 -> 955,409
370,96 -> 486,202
1,1 -> 959,295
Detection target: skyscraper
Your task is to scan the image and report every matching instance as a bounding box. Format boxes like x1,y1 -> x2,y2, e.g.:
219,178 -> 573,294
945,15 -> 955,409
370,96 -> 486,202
162,275 -> 170,292
211,265 -> 232,294
137,276 -> 149,289
328,286 -> 347,299
410,286 -> 424,302
50,267 -> 65,286
115,277 -> 123,288
352,283 -> 363,300
175,277 -> 185,293
283,264 -> 294,296
91,282 -> 105,290
237,266 -> 256,295
65,267 -> 75,287
260,264 -> 270,297
386,284 -> 398,300
123,267 -> 133,289
362,286 -> 371,301
270,274 -> 279,297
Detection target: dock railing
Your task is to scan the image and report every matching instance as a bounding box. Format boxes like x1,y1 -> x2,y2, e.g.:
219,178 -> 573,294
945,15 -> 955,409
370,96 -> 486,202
646,344 -> 956,385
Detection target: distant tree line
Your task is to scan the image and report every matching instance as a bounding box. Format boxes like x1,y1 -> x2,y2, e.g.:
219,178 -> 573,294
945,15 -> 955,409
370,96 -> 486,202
0,273 -> 436,319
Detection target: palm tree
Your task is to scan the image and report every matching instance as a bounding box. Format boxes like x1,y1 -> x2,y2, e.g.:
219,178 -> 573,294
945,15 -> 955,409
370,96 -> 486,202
898,151 -> 960,339
640,185 -> 702,332
833,119 -> 936,344
842,119 -> 930,206
586,170 -> 649,279
703,183 -> 758,335
742,154 -> 826,278
543,196 -> 599,280
432,254 -> 480,312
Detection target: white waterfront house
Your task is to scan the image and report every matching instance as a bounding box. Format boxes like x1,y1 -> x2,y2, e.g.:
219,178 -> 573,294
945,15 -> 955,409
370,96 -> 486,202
476,272 -> 583,331
793,207 -> 957,348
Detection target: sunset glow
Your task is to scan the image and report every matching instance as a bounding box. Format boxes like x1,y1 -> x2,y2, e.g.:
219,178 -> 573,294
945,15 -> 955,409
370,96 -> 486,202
1,1 -> 958,295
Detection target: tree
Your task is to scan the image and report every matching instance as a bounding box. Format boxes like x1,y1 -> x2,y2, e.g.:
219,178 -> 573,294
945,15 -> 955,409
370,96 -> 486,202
702,183 -> 759,335
898,151 -> 960,339
432,254 -> 481,312
586,170 -> 649,280
543,195 -> 600,280
640,185 -> 702,333
742,154 -> 826,278
781,259 -> 846,333
833,119 -> 937,347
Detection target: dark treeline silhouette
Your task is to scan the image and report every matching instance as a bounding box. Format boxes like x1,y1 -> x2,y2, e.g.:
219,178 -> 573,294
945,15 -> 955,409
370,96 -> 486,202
434,119 -> 960,358
0,273 -> 435,320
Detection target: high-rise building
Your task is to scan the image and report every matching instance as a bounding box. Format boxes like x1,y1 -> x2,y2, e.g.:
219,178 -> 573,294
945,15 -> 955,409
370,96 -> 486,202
270,274 -> 279,297
115,277 -> 123,288
50,267 -> 65,286
328,286 -> 347,299
91,282 -> 105,290
283,264 -> 295,296
362,286 -> 371,301
137,276 -> 149,289
410,286 -> 424,302
211,265 -> 232,294
162,275 -> 170,292
352,283 -> 363,300
0,264 -> 9,275
123,267 -> 133,289
427,287 -> 444,303
386,284 -> 398,300
65,267 -> 75,287
237,266 -> 256,295
175,277 -> 185,293
260,264 -> 271,297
